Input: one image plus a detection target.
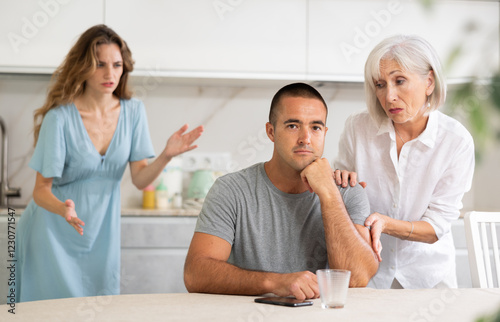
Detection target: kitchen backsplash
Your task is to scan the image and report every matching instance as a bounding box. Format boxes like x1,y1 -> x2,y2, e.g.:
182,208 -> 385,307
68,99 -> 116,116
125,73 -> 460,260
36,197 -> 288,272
1,74 -> 494,210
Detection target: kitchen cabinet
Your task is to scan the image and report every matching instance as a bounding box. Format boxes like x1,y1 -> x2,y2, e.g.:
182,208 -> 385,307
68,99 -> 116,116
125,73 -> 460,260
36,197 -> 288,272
308,0 -> 499,82
0,213 -> 197,304
120,216 -> 197,294
0,1 -> 497,84
0,0 -> 104,73
104,0 -> 307,79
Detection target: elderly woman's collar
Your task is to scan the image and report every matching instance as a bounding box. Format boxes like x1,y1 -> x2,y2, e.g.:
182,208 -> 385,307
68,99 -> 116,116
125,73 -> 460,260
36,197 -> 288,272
375,111 -> 438,148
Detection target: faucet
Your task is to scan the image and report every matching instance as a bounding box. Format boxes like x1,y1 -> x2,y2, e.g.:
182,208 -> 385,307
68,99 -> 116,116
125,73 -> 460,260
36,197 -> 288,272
0,116 -> 21,207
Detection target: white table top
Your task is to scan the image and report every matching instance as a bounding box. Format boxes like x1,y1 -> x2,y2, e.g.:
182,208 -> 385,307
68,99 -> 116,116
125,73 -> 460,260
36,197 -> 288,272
2,288 -> 500,322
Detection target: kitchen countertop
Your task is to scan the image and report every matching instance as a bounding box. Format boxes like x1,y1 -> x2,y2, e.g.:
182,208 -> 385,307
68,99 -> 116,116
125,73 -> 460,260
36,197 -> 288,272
2,206 -> 476,218
121,208 -> 200,216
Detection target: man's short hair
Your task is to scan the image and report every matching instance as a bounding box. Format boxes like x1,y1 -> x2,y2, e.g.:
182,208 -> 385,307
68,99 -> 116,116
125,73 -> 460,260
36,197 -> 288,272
269,83 -> 328,125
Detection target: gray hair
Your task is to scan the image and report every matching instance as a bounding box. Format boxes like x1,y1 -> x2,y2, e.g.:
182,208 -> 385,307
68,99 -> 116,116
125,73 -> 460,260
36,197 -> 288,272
364,34 -> 446,126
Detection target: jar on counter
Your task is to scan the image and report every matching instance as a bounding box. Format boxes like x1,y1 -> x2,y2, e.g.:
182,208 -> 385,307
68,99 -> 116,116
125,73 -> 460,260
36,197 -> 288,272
142,184 -> 155,209
155,179 -> 169,209
173,192 -> 183,209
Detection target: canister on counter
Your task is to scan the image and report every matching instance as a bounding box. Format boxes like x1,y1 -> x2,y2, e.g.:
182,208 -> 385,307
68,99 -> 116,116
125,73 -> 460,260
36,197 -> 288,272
155,179 -> 169,209
142,184 -> 156,209
173,192 -> 183,209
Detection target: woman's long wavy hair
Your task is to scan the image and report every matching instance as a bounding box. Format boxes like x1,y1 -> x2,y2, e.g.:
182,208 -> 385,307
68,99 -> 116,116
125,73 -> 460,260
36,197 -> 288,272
33,24 -> 134,145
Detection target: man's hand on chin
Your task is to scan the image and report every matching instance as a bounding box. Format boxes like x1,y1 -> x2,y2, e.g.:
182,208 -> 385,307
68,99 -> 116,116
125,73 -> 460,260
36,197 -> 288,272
300,158 -> 336,196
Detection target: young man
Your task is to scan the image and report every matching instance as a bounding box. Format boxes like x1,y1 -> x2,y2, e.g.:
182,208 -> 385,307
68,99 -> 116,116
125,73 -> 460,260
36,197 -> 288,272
184,83 -> 378,300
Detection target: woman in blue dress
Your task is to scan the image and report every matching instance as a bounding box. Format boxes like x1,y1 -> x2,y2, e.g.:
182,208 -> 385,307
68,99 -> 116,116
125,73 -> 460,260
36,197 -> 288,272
15,24 -> 203,302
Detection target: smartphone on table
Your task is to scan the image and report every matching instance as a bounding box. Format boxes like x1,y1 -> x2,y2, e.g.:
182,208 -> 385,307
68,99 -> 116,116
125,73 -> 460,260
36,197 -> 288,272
254,297 -> 313,307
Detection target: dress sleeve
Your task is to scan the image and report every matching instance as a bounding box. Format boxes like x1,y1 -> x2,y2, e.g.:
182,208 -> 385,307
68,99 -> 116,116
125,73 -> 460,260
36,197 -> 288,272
334,114 -> 356,171
29,109 -> 66,178
129,100 -> 155,162
421,136 -> 475,239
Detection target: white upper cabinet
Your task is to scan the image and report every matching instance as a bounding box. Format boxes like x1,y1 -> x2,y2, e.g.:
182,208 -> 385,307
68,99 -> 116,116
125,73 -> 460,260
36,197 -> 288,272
105,0 -> 307,78
0,1 -> 497,82
0,0 -> 104,73
308,0 -> 499,82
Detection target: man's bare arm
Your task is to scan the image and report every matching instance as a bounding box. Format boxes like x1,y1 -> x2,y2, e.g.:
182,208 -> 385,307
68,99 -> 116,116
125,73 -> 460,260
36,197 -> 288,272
184,232 -> 320,300
322,197 -> 379,286
301,159 -> 379,287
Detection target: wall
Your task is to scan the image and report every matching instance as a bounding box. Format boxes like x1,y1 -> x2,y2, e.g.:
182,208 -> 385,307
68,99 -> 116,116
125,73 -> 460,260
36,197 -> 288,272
0,73 -> 497,211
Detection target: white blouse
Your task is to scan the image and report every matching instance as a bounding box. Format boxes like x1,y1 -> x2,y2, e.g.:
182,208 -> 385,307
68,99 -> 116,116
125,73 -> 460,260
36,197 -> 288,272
335,110 -> 474,289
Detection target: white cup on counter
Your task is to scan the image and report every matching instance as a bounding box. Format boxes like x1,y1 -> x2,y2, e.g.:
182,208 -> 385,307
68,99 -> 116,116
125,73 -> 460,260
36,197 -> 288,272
316,269 -> 351,309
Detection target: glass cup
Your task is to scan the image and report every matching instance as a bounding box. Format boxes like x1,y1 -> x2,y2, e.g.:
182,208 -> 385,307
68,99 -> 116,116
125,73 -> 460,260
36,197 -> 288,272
316,269 -> 351,309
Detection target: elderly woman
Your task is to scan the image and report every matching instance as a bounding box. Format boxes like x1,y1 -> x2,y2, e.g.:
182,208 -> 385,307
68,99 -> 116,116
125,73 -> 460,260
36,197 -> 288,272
334,34 -> 474,289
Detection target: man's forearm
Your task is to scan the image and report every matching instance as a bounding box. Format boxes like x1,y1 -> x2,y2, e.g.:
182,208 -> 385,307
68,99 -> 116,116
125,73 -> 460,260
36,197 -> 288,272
184,257 -> 319,300
184,257 -> 275,295
320,193 -> 379,287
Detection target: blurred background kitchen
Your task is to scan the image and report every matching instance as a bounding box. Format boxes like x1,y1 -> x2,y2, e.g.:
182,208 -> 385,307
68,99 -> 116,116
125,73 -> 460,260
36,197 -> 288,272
0,0 -> 499,302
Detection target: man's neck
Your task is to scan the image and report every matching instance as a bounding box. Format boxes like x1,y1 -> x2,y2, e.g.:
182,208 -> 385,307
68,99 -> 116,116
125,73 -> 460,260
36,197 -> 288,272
264,159 -> 309,194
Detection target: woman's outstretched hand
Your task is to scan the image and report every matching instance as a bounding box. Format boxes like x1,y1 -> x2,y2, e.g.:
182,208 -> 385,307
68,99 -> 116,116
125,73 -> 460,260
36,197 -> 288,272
365,212 -> 387,262
164,124 -> 204,158
64,199 -> 85,235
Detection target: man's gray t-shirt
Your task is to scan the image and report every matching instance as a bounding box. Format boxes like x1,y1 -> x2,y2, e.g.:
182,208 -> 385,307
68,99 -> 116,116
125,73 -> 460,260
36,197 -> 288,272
195,162 -> 370,273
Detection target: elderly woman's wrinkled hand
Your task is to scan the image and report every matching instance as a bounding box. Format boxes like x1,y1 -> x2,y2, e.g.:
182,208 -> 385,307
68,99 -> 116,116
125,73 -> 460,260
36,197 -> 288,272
333,169 -> 367,189
365,212 -> 386,262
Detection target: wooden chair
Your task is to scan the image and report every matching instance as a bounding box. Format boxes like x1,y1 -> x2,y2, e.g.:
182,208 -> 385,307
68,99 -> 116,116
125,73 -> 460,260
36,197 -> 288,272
464,211 -> 500,288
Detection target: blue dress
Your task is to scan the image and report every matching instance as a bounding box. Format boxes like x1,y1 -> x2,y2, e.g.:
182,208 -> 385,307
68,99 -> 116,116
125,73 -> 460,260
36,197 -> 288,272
15,98 -> 155,302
